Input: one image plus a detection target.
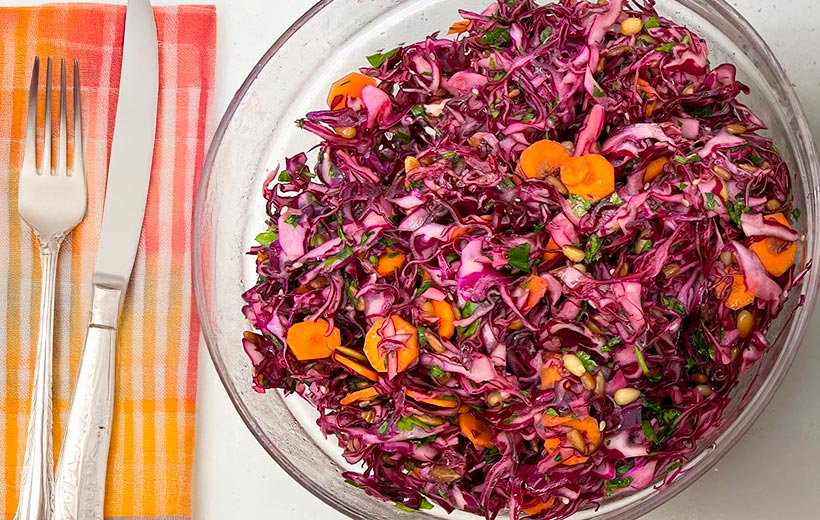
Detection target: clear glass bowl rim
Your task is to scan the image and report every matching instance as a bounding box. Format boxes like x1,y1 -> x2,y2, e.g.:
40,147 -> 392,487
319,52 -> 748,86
193,1 -> 820,518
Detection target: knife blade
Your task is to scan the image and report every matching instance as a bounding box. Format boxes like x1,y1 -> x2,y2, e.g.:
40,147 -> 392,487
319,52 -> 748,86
53,1 -> 158,518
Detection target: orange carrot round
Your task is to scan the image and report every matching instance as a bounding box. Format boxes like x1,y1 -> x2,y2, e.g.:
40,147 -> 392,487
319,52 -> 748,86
566,416 -> 602,446
340,386 -> 381,406
286,319 -> 341,361
406,389 -> 459,409
561,154 -> 615,203
749,213 -> 797,277
363,315 -> 420,374
517,140 -> 572,179
717,274 -> 755,310
644,157 -> 669,183
376,248 -> 407,277
542,414 -> 573,428
327,72 -> 377,110
542,237 -> 562,263
540,366 -> 563,390
522,275 -> 549,311
334,352 -> 379,381
458,411 -> 495,449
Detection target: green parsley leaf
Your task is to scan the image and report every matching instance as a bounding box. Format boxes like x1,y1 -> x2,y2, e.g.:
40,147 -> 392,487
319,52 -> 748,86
605,477 -> 633,496
662,296 -> 687,314
376,421 -> 389,435
642,419 -> 659,443
643,401 -> 682,443
691,330 -> 714,361
545,407 -> 559,416
681,34 -> 691,45
480,27 -> 512,47
461,320 -> 481,338
792,207 -> 802,220
609,192 -> 625,207
410,105 -> 426,118
673,153 -> 702,164
367,48 -> 400,68
420,498 -> 435,511
601,336 -> 621,353
585,234 -> 604,263
255,228 -> 278,246
284,214 -> 301,227
507,243 -> 532,273
656,42 -> 675,53
704,192 -> 717,210
344,479 -> 363,488
667,461 -> 683,473
395,504 -> 416,513
493,71 -> 506,81
644,17 -> 661,29
772,143 -> 781,155
521,110 -> 536,123
616,461 -> 634,476
727,200 -> 747,227
414,281 -> 434,298
397,416 -> 433,432
592,85 -> 606,98
576,351 -> 598,372
569,193 -> 592,217
687,105 -> 713,118
360,231 -> 375,245
429,365 -> 446,379
634,238 -> 654,254
541,27 -> 553,43
553,453 -> 563,462
278,170 -> 291,182
324,245 -> 354,267
462,301 -> 481,318
749,155 -> 763,166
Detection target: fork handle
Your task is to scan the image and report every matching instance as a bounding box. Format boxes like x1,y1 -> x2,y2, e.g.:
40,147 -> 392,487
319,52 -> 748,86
15,239 -> 62,520
53,285 -> 121,520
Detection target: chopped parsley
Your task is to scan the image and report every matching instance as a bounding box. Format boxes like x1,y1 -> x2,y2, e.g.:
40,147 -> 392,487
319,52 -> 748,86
541,27 -> 553,43
367,47 -> 400,68
644,17 -> 661,29
673,153 -> 702,164
576,351 -> 598,371
507,243 -> 532,273
691,330 -> 714,361
601,336 -> 622,353
792,207 -> 802,220
480,27 -> 512,47
662,296 -> 687,315
656,41 -> 675,53
605,477 -> 633,496
585,234 -> 604,263
704,192 -> 717,210
569,193 -> 592,217
284,214 -> 301,227
255,227 -> 278,246
592,85 -> 606,98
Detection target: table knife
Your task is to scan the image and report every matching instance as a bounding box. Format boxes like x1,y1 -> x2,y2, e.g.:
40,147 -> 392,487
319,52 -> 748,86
53,1 -> 158,518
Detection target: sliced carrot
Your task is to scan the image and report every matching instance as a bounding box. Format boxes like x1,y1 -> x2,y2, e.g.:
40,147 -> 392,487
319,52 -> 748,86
540,366 -> 563,390
340,387 -> 381,406
522,275 -> 549,311
450,227 -> 468,240
459,411 -> 495,449
517,140 -> 572,179
542,237 -> 562,263
543,437 -> 561,453
645,99 -> 658,117
560,154 -> 615,203
716,274 -> 755,311
542,414 -> 573,428
522,497 -> 556,516
566,416 -> 602,446
561,454 -> 590,466
286,319 -> 341,361
560,156 -> 590,186
406,389 -> 459,409
644,157 -> 669,183
749,213 -> 797,277
334,353 -> 379,381
363,315 -> 420,374
327,72 -> 377,110
432,300 -> 456,339
448,20 -> 471,34
376,248 -> 407,277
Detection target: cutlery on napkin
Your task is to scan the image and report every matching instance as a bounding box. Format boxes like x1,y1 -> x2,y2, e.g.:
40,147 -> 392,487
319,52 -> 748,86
0,4 -> 216,518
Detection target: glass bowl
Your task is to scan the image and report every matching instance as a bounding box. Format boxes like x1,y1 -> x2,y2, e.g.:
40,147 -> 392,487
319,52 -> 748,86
193,1 -> 820,518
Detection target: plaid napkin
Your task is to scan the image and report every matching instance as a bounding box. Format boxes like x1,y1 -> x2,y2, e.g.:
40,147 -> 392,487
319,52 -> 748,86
0,5 -> 216,518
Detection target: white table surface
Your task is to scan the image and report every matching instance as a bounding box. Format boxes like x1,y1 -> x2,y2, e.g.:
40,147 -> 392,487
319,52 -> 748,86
14,0 -> 808,518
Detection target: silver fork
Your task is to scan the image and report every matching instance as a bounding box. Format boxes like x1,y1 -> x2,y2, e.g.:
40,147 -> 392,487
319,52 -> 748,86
15,57 -> 86,520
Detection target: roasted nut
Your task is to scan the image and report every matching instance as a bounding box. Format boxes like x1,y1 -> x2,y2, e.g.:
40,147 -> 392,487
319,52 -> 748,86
621,17 -> 644,36
562,354 -> 587,377
614,387 -> 641,406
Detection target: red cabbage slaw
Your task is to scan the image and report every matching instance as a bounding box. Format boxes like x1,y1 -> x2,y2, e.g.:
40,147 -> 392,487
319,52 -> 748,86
242,1 -> 807,518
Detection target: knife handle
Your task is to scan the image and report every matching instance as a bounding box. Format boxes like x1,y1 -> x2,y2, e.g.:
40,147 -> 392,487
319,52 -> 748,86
53,284 -> 122,520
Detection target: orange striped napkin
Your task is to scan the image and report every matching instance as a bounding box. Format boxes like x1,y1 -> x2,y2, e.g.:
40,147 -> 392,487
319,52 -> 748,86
0,5 -> 215,518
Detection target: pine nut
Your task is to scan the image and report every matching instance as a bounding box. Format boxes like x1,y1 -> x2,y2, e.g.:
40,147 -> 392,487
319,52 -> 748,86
691,373 -> 708,384
594,373 -> 606,395
766,199 -> 782,211
663,263 -> 681,279
432,466 -> 462,483
737,310 -> 754,339
712,165 -> 732,181
567,428 -> 587,453
725,124 -> 747,135
562,354 -> 587,377
719,251 -> 735,265
547,175 -> 569,196
621,17 -> 644,36
487,391 -> 504,407
424,330 -> 447,353
405,156 -> 421,173
336,346 -> 368,363
614,387 -> 641,406
335,126 -> 357,138
562,246 -> 586,263
696,385 -> 713,397
581,372 -> 596,391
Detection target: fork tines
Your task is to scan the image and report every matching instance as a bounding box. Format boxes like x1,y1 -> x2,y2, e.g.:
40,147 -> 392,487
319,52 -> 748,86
24,57 -> 83,177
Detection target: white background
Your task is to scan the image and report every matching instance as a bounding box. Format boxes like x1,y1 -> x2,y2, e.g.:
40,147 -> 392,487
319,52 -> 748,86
4,0 -> 817,518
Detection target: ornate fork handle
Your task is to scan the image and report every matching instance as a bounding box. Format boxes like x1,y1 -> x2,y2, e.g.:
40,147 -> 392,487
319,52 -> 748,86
15,237 -> 64,520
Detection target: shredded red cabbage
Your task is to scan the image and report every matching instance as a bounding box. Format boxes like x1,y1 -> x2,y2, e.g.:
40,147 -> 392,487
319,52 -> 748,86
242,1 -> 807,518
